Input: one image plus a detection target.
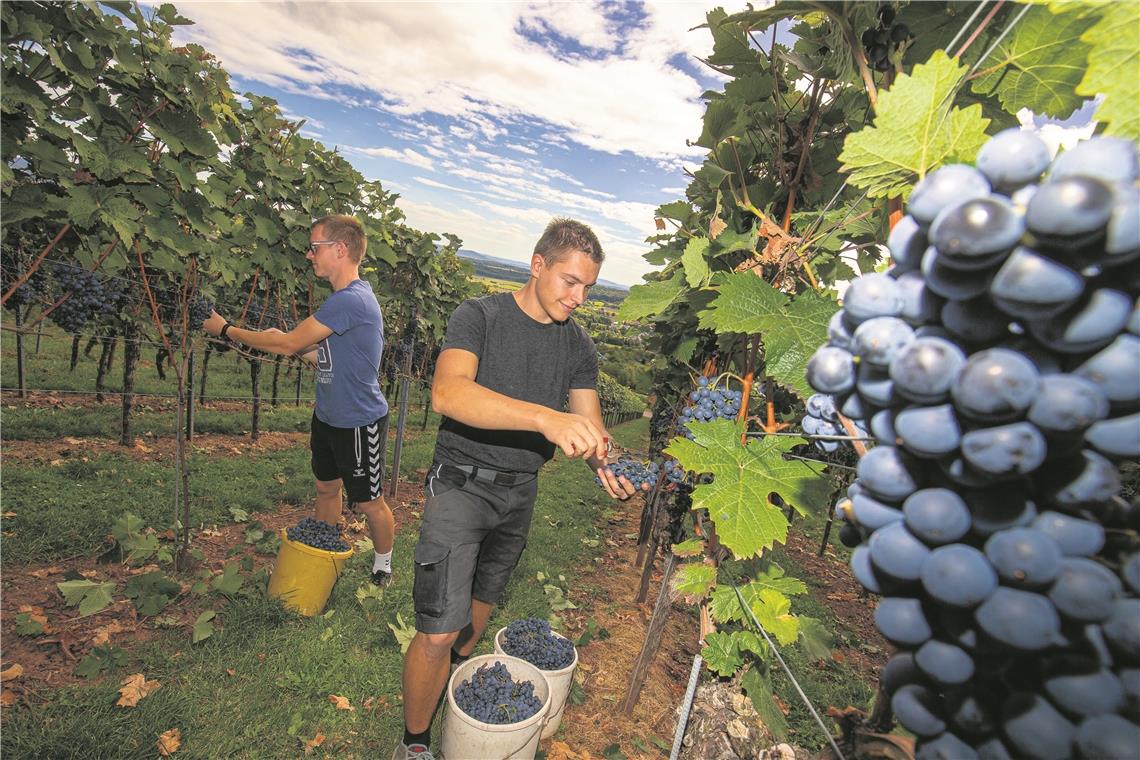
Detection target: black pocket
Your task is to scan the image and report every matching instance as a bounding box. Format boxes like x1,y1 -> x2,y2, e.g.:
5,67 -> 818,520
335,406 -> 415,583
413,541 -> 451,618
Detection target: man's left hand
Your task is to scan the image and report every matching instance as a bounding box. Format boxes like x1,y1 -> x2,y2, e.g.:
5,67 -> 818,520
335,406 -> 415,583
594,465 -> 648,501
202,310 -> 226,337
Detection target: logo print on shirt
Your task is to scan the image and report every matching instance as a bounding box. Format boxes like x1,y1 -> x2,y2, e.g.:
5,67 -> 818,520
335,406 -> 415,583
317,339 -> 332,371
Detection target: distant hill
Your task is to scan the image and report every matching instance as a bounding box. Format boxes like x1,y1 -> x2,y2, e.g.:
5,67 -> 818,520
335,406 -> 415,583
456,248 -> 629,305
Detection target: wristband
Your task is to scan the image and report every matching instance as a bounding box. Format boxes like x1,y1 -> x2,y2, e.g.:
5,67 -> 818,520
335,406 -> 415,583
220,322 -> 233,341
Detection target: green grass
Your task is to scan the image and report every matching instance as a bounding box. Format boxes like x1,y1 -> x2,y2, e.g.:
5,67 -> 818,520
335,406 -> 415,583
0,419 -> 652,759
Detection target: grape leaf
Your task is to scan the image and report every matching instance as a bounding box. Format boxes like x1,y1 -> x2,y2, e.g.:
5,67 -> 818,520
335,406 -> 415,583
698,274 -> 836,399
14,613 -> 47,636
672,538 -> 705,558
57,580 -> 117,617
797,617 -> 834,661
709,583 -> 799,645
617,270 -> 685,321
741,667 -> 789,739
753,564 -> 808,596
681,237 -> 710,288
672,562 -> 718,603
192,610 -> 216,643
839,50 -> 991,199
732,630 -> 768,659
702,631 -> 743,676
211,563 -> 244,596
696,99 -> 746,149
1077,2 -> 1140,139
667,421 -> 830,559
969,5 -> 1094,118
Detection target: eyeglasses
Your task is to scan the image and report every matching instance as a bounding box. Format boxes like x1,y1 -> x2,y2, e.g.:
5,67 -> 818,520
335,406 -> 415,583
306,240 -> 340,254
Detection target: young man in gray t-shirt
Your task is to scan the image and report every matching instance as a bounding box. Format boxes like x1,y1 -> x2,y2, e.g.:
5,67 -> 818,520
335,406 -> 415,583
392,218 -> 641,760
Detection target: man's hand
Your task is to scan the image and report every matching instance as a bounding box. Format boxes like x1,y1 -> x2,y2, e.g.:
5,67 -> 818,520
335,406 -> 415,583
202,310 -> 226,337
594,464 -> 643,500
537,409 -> 608,460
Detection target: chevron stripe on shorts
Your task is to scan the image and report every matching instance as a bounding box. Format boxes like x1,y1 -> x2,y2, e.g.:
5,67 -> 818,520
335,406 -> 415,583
366,421 -> 383,500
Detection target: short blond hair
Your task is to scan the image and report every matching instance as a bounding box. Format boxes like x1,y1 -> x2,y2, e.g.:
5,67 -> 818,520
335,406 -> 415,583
313,214 -> 367,263
534,218 -> 604,265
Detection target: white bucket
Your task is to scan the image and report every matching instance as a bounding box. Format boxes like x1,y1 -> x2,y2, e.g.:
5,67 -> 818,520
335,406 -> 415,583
494,627 -> 579,740
441,654 -> 551,760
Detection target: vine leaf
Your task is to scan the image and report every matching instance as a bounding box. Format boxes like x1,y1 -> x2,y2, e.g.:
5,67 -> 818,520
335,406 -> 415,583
698,273 -> 836,399
665,420 -> 830,559
839,50 -> 991,199
701,631 -> 743,676
742,667 -> 789,740
617,270 -> 684,321
797,617 -> 834,661
969,5 -> 1094,118
672,562 -> 718,603
57,580 -> 117,617
681,237 -> 710,288
672,538 -> 705,558
1077,2 -> 1140,139
709,583 -> 799,645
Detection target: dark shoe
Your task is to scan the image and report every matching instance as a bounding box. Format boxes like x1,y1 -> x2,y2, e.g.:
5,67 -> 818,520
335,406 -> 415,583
391,743 -> 434,760
371,569 -> 392,587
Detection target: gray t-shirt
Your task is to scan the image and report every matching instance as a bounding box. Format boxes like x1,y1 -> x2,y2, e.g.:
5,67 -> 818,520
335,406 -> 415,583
312,279 -> 389,428
434,292 -> 598,474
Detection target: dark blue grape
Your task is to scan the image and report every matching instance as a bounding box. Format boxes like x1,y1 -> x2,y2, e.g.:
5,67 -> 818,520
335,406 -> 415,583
857,446 -> 920,503
916,639 -> 975,686
976,128 -> 1051,192
904,489 -> 971,547
1030,288 -> 1133,355
1085,411 -> 1140,459
988,246 -> 1085,321
951,349 -> 1040,423
909,165 -> 991,230
853,316 -> 916,367
843,273 -> 904,324
894,269 -> 946,326
806,346 -> 857,395
1031,511 -> 1105,558
889,215 -> 928,272
1074,713 -> 1140,760
921,544 -> 997,609
1049,558 -> 1122,623
889,337 -> 966,405
930,195 -> 1023,270
1042,656 -> 1124,719
975,588 -> 1062,651
1026,175 -> 1114,248
960,422 -> 1047,477
892,684 -> 946,738
984,527 -> 1062,589
921,245 -> 994,301
895,404 -> 961,458
1076,334 -> 1140,412
1048,135 -> 1138,185
1000,693 -> 1074,760
869,522 -> 931,585
875,597 -> 933,647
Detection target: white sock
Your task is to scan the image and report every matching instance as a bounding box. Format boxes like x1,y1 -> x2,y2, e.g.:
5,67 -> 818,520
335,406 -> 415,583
372,550 -> 392,574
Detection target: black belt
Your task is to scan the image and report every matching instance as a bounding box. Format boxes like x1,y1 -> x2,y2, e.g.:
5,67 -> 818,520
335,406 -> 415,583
438,463 -> 522,487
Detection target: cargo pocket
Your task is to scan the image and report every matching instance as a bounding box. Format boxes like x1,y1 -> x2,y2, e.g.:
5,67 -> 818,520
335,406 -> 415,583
413,541 -> 451,618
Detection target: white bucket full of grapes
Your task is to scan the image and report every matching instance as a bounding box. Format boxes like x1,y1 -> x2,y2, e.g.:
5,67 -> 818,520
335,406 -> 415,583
441,654 -> 550,760
494,618 -> 578,740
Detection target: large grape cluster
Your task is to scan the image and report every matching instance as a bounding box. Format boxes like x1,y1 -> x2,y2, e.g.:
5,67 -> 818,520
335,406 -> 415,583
500,618 -> 575,670
48,263 -> 124,333
285,517 -> 349,553
1,260 -> 47,311
662,458 -> 688,486
676,376 -> 743,439
860,4 -> 912,73
594,457 -> 658,490
808,133 -> 1140,759
155,284 -> 215,330
453,661 -> 544,724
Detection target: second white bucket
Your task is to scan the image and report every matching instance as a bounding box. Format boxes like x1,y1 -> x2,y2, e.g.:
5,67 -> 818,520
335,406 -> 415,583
494,627 -> 579,740
441,654 -> 551,760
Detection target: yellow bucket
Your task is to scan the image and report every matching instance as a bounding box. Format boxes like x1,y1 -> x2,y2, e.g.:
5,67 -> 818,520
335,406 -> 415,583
266,528 -> 353,616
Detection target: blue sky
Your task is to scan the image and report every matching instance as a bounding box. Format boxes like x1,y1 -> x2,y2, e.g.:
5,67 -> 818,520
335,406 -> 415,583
169,1 -> 736,287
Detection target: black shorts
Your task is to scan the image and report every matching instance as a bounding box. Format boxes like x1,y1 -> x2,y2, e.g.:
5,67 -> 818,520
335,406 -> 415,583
412,463 -> 539,634
310,413 -> 387,503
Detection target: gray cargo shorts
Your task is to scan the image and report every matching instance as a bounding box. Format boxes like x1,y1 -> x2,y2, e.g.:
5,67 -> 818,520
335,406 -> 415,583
413,462 -> 539,634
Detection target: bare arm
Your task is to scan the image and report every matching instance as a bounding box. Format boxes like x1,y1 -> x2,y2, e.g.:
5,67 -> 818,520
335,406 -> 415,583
431,348 -> 608,461
568,388 -> 641,500
203,310 -> 332,357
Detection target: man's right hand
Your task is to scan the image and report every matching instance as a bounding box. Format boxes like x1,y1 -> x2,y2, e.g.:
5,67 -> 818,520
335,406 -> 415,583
537,409 -> 608,460
202,310 -> 226,337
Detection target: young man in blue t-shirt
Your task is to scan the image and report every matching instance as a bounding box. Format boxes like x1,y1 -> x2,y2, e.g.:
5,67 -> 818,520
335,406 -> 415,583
203,215 -> 397,585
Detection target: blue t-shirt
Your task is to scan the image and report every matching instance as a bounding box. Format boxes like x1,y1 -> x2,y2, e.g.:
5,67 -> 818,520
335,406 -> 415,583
312,279 -> 389,428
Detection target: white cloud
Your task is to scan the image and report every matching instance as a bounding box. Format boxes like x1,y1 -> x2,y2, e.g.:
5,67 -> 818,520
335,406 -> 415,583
173,2 -> 713,161
506,142 -> 538,155
345,146 -> 435,170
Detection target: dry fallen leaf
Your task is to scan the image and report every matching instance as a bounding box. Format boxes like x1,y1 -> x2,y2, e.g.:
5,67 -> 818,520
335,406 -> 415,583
225,669 -> 236,677
156,728 -> 181,756
708,213 -> 728,240
303,733 -> 326,754
78,569 -> 99,579
117,673 -> 162,707
1,511 -> 16,518
1,664 -> 24,682
92,621 -> 130,646
328,694 -> 354,711
274,473 -> 287,484
362,697 -> 375,710
134,442 -> 154,453
29,566 -> 63,579
63,436 -> 84,445
547,740 -> 596,760
1,690 -> 16,706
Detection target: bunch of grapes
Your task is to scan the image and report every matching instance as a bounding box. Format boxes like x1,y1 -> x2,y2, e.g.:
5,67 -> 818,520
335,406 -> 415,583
801,392 -> 869,453
595,457 -> 658,490
676,376 -> 743,439
807,133 -> 1139,758
860,3 -> 912,72
154,284 -> 215,330
452,661 -> 544,725
662,458 -> 689,486
285,517 -> 349,553
500,618 -> 576,670
1,259 -> 47,311
48,263 -> 124,333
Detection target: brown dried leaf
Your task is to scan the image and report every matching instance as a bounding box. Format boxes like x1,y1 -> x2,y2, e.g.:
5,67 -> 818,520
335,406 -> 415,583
274,473 -> 287,485
117,673 -> 161,707
654,217 -> 666,231
2,511 -> 16,518
156,728 -> 181,756
92,621 -> 130,646
1,690 -> 16,706
362,697 -> 375,710
328,694 -> 354,711
303,733 -> 326,754
78,569 -> 99,579
28,566 -> 62,579
63,436 -> 84,445
134,442 -> 154,453
708,214 -> 728,240
0,664 -> 24,682
225,669 -> 236,677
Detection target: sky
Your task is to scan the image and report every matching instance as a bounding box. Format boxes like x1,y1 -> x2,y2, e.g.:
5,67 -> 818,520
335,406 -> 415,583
168,1 -> 739,287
